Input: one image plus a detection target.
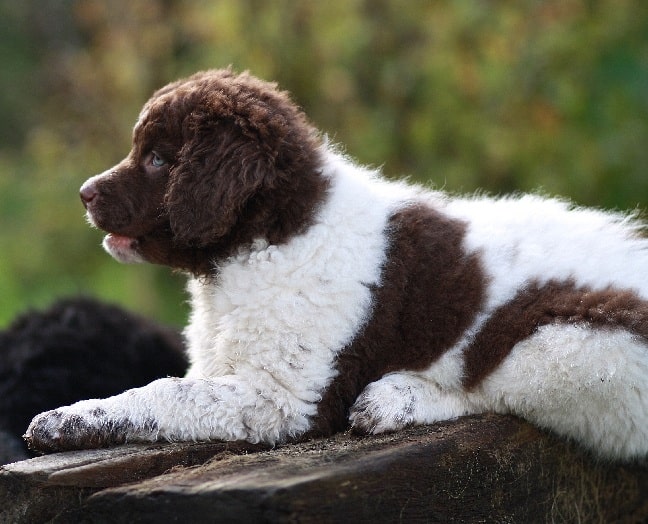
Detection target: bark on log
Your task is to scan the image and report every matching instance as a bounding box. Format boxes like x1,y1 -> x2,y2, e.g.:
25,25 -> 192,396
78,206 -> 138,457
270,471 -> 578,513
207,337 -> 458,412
1,414 -> 647,523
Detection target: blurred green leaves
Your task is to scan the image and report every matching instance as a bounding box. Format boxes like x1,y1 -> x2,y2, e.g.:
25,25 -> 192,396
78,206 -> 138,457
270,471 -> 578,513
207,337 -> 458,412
1,0 -> 647,326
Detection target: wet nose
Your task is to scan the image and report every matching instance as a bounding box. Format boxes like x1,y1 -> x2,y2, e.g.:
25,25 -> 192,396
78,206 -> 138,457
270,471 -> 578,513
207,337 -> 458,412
80,181 -> 98,209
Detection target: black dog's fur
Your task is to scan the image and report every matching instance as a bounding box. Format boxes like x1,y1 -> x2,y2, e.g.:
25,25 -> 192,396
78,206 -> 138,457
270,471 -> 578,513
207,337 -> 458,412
0,297 -> 186,463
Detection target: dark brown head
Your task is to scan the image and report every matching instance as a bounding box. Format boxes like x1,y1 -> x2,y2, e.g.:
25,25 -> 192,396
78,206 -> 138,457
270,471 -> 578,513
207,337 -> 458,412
80,69 -> 328,275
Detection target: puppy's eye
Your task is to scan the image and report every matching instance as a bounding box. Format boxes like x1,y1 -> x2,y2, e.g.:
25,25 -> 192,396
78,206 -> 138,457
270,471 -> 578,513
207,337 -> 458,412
150,152 -> 166,168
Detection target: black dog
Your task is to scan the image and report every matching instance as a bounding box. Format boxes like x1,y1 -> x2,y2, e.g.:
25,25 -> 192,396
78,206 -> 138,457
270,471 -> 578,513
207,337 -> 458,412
0,297 -> 186,463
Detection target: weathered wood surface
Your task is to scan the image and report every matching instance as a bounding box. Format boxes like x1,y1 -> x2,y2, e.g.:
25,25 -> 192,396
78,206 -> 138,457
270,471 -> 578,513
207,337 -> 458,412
1,414 -> 647,523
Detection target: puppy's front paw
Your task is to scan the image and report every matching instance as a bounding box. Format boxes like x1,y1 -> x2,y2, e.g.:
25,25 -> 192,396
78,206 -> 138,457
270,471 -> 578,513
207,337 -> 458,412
24,406 -> 135,453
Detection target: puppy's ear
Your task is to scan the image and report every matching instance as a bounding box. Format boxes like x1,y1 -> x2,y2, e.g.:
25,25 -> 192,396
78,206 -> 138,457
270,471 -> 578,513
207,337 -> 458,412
164,120 -> 275,247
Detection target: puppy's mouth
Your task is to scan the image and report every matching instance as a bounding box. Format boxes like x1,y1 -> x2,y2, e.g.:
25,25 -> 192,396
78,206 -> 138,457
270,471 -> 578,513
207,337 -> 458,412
102,233 -> 145,264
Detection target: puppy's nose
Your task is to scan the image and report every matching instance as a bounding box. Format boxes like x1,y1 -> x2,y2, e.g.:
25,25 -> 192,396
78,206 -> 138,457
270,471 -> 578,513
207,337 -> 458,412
80,181 -> 98,209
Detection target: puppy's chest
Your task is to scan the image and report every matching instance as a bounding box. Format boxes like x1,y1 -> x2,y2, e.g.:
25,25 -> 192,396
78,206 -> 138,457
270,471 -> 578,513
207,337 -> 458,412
186,235 -> 387,380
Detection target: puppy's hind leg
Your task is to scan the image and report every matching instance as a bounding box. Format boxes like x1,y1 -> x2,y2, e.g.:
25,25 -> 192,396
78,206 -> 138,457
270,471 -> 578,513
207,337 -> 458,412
478,323 -> 648,461
349,371 -> 480,434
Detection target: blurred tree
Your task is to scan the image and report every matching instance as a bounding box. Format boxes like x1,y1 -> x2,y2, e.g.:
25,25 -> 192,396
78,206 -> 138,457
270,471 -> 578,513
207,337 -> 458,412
0,0 -> 647,326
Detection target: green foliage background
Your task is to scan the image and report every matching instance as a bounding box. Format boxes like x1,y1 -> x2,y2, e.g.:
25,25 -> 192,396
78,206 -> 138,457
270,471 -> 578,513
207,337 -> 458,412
1,0 -> 647,327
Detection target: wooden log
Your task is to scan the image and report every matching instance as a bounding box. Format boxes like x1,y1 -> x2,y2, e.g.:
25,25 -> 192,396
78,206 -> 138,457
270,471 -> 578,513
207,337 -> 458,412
1,414 -> 647,523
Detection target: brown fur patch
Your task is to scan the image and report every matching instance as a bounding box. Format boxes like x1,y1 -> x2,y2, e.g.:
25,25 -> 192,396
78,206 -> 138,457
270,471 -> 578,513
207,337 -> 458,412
308,204 -> 487,436
462,280 -> 648,390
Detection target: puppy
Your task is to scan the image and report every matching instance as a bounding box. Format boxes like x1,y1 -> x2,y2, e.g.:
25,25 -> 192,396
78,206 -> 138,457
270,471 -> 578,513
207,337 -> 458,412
26,69 -> 648,460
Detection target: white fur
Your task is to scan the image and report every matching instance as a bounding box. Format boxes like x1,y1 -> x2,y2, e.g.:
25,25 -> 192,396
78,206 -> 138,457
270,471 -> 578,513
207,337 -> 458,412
27,147 -> 648,459
479,323 -> 648,459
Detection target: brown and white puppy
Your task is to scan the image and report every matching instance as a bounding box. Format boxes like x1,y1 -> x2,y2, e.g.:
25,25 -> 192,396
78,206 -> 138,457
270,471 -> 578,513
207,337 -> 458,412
26,69 -> 648,460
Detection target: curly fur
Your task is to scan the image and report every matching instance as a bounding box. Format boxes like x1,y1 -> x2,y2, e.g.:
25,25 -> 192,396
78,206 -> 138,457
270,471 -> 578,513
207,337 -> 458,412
0,297 -> 186,463
24,69 -> 648,461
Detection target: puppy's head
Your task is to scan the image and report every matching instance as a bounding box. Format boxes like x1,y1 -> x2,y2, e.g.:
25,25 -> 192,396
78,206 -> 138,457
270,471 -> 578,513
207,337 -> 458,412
80,69 -> 326,275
